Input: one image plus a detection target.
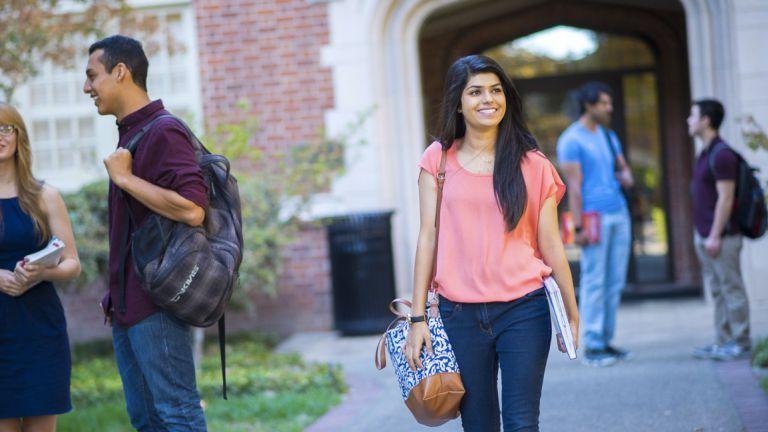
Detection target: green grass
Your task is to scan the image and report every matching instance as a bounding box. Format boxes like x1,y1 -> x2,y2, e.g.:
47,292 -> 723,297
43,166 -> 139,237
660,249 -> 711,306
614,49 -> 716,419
752,337 -> 768,369
58,333 -> 345,432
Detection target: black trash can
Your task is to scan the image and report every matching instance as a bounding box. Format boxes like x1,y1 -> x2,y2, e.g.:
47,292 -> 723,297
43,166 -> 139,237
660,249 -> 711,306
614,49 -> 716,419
326,211 -> 397,335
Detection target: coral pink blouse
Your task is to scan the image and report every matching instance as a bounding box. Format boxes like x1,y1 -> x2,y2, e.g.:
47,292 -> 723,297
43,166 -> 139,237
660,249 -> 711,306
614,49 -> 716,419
419,141 -> 566,303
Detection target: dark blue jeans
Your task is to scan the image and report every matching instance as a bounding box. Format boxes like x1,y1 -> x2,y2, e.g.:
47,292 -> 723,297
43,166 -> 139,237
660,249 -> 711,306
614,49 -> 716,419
112,311 -> 207,432
440,288 -> 551,432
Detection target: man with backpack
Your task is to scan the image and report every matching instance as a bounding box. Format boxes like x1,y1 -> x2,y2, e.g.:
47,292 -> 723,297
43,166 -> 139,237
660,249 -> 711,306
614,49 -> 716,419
689,99 -> 752,361
84,35 -> 208,430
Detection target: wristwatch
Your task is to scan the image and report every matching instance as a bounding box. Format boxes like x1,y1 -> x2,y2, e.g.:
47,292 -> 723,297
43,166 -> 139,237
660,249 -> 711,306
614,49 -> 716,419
407,314 -> 426,325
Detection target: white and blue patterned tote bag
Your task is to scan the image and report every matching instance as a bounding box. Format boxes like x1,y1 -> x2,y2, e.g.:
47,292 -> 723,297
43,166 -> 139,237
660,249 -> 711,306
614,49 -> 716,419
374,147 -> 464,427
375,297 -> 465,427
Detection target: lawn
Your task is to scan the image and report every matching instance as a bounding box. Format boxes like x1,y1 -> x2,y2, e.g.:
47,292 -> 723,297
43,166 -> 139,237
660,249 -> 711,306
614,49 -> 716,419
58,333 -> 346,431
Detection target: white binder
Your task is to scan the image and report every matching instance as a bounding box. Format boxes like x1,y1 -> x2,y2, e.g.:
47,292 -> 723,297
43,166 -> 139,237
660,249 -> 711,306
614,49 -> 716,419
543,276 -> 577,360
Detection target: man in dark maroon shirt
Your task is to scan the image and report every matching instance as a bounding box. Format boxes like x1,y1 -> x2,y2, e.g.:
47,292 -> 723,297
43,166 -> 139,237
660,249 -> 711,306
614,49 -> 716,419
84,35 -> 208,431
688,99 -> 751,362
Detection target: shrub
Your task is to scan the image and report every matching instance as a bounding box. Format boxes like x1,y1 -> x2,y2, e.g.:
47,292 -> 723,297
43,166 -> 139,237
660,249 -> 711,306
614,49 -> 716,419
63,180 -> 109,287
752,337 -> 768,369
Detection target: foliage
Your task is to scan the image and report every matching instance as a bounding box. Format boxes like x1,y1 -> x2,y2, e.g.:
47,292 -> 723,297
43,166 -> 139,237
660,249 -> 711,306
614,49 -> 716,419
752,336 -> 768,369
739,115 -> 768,152
59,333 -> 346,432
63,180 -> 109,287
201,100 -> 369,303
0,0 -> 174,101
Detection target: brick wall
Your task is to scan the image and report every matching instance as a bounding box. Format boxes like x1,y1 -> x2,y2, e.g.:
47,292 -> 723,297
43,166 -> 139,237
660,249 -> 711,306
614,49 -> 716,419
194,0 -> 335,335
194,0 -> 333,147
225,225 -> 333,337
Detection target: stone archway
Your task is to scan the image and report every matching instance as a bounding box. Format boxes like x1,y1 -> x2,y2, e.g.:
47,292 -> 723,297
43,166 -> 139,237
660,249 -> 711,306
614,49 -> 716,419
334,0 -> 737,297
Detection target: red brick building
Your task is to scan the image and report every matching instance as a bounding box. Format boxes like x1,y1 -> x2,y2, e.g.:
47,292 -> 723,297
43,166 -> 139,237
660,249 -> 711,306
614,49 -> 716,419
20,0 -> 768,342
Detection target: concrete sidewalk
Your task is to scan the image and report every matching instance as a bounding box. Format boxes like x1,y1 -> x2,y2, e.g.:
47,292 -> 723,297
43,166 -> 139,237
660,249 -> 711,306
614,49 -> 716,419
279,297 -> 768,432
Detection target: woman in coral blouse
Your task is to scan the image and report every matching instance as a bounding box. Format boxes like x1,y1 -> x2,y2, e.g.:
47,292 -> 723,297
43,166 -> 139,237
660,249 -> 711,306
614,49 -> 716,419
404,55 -> 579,432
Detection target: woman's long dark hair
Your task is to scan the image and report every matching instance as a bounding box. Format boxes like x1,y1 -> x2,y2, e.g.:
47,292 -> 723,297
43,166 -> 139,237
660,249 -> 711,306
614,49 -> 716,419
436,55 -> 538,231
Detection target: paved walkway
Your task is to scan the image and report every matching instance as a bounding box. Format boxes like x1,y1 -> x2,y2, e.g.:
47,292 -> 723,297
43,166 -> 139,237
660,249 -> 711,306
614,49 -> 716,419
279,297 -> 768,432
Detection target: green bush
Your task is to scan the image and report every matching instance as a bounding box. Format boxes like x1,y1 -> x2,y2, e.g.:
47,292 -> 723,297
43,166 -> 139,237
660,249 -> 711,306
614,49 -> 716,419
752,337 -> 768,369
201,102 -> 367,301
63,180 -> 109,287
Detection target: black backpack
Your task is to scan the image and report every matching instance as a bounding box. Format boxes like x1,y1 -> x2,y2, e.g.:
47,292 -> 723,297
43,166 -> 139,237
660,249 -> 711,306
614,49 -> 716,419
117,114 -> 244,397
708,143 -> 767,239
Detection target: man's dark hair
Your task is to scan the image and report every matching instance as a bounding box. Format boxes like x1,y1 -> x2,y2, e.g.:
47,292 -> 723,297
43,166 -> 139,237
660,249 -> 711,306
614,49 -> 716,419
89,35 -> 149,91
693,98 -> 725,130
577,81 -> 613,114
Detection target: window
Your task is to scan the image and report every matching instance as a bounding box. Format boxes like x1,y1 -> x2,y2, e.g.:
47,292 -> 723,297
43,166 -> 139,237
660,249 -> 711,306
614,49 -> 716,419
15,2 -> 202,192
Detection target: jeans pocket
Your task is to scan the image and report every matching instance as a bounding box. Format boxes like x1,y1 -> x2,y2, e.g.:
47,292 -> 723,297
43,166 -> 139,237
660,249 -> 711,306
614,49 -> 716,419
438,297 -> 461,322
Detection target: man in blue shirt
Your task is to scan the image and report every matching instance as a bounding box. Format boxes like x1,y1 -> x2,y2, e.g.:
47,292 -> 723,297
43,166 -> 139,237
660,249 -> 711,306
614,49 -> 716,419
557,82 -> 634,366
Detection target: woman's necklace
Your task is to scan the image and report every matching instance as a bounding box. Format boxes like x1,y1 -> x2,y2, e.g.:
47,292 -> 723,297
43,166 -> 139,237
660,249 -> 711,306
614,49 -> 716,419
461,141 -> 495,171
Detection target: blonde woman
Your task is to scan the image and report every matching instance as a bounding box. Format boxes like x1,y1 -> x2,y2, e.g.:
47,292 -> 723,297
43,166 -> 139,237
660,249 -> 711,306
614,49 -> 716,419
0,104 -> 81,432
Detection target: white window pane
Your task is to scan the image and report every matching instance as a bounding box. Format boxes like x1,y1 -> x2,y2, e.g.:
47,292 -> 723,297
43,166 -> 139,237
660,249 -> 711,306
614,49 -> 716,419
34,150 -> 54,171
78,146 -> 97,167
32,120 -> 50,141
149,74 -> 166,95
57,147 -> 75,167
170,70 -> 187,94
53,81 -> 69,104
78,117 -> 95,138
55,119 -> 72,139
30,84 -> 48,105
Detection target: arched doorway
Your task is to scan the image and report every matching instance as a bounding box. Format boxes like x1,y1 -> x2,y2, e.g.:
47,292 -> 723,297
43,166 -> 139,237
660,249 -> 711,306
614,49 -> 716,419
418,0 -> 696,294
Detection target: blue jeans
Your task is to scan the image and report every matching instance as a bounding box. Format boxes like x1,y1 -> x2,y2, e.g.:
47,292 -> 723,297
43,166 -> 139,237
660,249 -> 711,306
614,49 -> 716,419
440,288 -> 551,432
112,311 -> 207,432
579,208 -> 631,350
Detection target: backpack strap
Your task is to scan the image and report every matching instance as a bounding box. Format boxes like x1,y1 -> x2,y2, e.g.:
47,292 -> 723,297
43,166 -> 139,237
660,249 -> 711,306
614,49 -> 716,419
116,113 -> 199,313
601,126 -> 621,172
707,141 -> 729,179
115,113 -> 174,314
219,315 -> 227,399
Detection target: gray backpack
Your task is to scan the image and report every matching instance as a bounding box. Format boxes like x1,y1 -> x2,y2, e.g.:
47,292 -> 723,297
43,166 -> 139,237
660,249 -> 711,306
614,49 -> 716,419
116,114 -> 243,397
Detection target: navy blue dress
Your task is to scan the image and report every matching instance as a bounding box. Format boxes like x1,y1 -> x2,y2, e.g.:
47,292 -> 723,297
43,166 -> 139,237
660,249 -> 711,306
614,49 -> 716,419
0,197 -> 71,418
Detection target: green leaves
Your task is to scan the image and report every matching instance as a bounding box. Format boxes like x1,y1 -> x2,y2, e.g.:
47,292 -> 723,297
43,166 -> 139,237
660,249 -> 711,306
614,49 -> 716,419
199,101 -> 371,302
63,180 -> 109,287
